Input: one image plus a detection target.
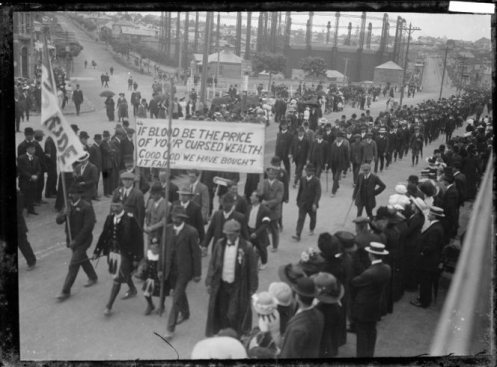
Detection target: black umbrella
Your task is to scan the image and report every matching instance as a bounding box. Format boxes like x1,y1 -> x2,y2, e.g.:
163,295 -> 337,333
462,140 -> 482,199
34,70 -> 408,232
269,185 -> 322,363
99,90 -> 115,98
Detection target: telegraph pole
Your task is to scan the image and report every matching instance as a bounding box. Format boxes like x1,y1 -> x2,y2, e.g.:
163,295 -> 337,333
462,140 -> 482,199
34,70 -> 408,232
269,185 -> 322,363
399,22 -> 420,106
439,40 -> 454,100
200,12 -> 213,105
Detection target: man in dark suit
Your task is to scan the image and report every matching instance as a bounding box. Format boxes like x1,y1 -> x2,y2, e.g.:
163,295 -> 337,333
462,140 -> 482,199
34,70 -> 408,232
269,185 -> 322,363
259,165 -> 284,253
109,129 -> 124,191
174,185 -> 205,244
162,207 -> 201,340
72,84 -> 84,116
374,128 -> 389,173
350,242 -> 391,357
202,193 -> 249,257
17,142 -> 41,215
205,219 -> 258,337
100,131 -> 114,197
112,171 -> 145,229
246,191 -> 271,270
290,127 -> 310,188
452,163 -> 467,207
44,135 -> 58,198
55,183 -> 98,301
89,134 -> 103,200
121,128 -> 135,167
308,130 -> 328,179
350,134 -> 363,186
279,277 -> 324,358
352,163 -> 386,218
329,131 -> 350,197
440,171 -> 460,243
93,196 -> 144,316
73,152 -> 99,203
275,120 -> 293,177
410,206 -> 445,308
187,169 -> 210,224
293,163 -> 321,242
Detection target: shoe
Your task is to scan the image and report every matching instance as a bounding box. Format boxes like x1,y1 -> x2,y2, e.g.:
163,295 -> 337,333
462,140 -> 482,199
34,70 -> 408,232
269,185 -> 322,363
144,304 -> 155,316
56,292 -> 70,301
259,263 -> 267,270
410,299 -> 427,308
292,235 -> 301,242
27,263 -> 36,271
309,230 -> 315,236
84,278 -> 98,287
270,247 -> 278,252
104,307 -> 112,316
28,210 -> 39,215
176,313 -> 190,325
121,289 -> 137,299
163,330 -> 174,340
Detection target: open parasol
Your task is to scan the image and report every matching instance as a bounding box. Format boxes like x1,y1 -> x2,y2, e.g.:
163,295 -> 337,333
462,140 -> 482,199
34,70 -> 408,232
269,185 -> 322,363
99,90 -> 115,98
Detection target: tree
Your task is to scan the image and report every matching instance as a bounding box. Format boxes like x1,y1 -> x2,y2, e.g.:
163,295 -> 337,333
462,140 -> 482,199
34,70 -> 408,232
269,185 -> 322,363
300,56 -> 327,79
251,52 -> 287,91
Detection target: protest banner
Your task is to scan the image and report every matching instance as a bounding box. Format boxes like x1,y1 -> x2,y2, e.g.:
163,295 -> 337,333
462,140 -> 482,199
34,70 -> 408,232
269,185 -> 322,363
135,119 -> 266,173
41,35 -> 86,172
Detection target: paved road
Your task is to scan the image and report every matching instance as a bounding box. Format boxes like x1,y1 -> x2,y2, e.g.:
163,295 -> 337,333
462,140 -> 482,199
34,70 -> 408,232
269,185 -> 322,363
18,14 -> 460,361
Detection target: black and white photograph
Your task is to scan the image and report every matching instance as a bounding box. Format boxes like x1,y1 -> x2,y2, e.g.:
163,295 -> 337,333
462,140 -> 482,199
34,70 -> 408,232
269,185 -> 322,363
2,3 -> 494,363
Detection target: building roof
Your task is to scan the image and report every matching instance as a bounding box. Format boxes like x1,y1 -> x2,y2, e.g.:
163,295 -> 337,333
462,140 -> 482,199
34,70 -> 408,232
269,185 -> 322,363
325,70 -> 346,79
375,61 -> 403,71
206,49 -> 243,64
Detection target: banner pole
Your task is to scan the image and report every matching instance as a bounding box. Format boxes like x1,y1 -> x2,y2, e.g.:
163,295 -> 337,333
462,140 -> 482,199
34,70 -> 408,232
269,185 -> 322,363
58,161 -> 73,244
159,78 -> 174,316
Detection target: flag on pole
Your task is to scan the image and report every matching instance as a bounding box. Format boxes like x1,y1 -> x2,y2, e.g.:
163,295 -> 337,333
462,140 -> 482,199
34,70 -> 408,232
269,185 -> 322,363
41,35 -> 86,172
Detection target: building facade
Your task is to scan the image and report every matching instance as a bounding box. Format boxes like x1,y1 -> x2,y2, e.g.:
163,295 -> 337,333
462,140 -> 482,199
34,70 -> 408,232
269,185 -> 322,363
14,12 -> 35,79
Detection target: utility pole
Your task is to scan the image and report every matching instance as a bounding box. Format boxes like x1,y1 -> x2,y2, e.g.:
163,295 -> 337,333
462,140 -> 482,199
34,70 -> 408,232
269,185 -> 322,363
245,12 -> 252,60
200,12 -> 213,105
399,22 -> 420,106
194,12 -> 199,53
439,40 -> 454,100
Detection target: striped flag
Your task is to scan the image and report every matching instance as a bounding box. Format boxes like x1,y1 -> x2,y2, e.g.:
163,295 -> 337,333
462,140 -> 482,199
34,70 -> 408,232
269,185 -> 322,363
41,35 -> 86,172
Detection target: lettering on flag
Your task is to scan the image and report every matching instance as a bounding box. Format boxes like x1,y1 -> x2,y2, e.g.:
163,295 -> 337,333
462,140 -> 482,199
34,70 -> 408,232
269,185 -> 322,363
135,119 -> 265,173
41,36 -> 86,171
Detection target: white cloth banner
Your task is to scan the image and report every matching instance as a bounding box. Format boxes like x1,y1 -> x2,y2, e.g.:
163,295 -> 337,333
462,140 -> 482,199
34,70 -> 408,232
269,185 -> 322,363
135,118 -> 266,173
41,38 -> 86,172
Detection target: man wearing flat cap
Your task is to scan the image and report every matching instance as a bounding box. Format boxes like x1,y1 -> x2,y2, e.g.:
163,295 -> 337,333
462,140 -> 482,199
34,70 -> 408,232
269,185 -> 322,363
205,219 -> 258,337
350,242 -> 391,357
112,171 -> 145,229
93,196 -> 144,315
55,182 -> 98,301
17,141 -> 41,215
162,206 -> 201,340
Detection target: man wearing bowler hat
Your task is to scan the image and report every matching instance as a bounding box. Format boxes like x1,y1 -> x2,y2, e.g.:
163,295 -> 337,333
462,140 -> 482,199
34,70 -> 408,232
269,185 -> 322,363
112,171 -> 145,229
205,219 -> 258,337
411,206 -> 445,309
292,163 -> 321,242
100,131 -> 114,197
279,277 -> 324,358
162,206 -> 201,340
175,184 -> 205,244
55,182 -> 98,301
17,141 -> 41,215
350,242 -> 391,357
17,127 -> 35,157
328,131 -> 350,197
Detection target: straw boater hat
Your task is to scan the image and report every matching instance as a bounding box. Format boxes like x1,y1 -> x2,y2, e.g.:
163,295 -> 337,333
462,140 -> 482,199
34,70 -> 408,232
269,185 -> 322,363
268,282 -> 293,307
311,272 -> 345,304
394,184 -> 408,195
429,206 -> 445,218
77,151 -> 90,163
252,291 -> 277,315
365,242 -> 389,256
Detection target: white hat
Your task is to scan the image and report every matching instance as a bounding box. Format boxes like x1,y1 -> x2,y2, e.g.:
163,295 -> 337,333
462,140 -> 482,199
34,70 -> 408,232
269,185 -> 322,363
365,242 -> 389,256
395,184 -> 407,195
191,337 -> 247,359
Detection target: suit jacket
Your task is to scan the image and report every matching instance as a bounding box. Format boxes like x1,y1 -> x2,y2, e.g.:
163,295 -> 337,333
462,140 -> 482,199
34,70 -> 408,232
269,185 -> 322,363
259,179 -> 284,220
109,137 -> 122,170
94,212 -> 144,261
453,171 -> 467,206
72,89 -> 83,104
350,140 -> 363,164
163,223 -> 201,282
89,143 -> 102,172
192,180 -> 210,222
120,137 -> 134,167
418,221 -> 445,271
55,199 -> 96,249
329,141 -> 350,171
233,194 -> 249,218
174,200 -> 205,243
308,140 -> 328,169
279,308 -> 324,358
44,136 -> 57,168
17,154 -> 41,190
17,139 -> 34,158
353,173 -> 386,209
360,140 -> 377,163
112,186 -> 145,228
442,184 -> 459,237
161,182 -> 179,203
291,137 -> 310,165
33,141 -> 47,172
297,175 -> 321,209
74,162 -> 99,200
275,130 -> 293,160
351,261 -> 391,322
100,139 -> 113,171
204,210 -> 249,247
246,204 -> 271,246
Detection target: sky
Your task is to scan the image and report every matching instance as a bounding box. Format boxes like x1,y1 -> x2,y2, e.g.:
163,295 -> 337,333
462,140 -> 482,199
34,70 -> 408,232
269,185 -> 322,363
125,11 -> 492,42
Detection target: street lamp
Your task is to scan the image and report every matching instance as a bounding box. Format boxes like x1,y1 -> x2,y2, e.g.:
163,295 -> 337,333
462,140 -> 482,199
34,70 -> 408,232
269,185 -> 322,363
439,39 -> 455,100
